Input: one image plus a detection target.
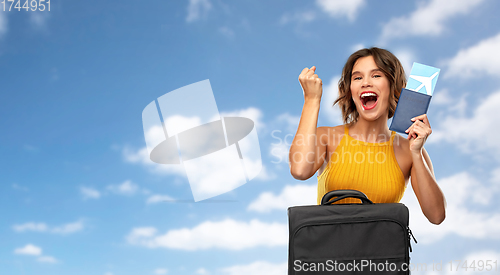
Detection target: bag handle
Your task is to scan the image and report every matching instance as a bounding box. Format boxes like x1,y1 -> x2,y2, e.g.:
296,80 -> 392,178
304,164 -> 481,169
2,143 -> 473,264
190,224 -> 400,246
321,189 -> 373,205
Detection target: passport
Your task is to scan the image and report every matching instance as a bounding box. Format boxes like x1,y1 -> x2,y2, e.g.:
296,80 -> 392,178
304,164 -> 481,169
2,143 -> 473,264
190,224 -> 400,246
389,63 -> 440,134
389,88 -> 432,133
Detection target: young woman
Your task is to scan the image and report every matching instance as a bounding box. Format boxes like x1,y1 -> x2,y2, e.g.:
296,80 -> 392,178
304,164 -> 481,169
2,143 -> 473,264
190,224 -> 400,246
289,47 -> 445,225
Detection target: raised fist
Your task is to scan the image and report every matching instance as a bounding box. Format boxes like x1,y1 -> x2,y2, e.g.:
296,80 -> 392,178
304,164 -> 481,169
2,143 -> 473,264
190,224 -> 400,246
298,66 -> 323,101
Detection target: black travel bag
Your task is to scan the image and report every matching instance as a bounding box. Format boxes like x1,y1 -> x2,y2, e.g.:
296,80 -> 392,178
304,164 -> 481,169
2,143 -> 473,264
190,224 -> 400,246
288,190 -> 417,274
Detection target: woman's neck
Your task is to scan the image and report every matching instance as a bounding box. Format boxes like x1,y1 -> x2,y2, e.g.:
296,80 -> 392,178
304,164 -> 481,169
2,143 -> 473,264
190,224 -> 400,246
348,117 -> 391,143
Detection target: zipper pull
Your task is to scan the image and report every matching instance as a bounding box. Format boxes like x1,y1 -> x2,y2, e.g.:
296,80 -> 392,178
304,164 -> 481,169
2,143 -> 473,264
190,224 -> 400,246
409,228 -> 417,244
408,227 -> 417,253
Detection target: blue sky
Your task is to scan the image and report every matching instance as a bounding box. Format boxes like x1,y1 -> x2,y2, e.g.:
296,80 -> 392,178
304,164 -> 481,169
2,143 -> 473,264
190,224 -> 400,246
1,0 -> 500,274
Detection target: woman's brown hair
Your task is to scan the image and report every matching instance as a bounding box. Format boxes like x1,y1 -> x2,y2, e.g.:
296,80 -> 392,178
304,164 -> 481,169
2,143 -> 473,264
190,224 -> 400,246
334,47 -> 406,125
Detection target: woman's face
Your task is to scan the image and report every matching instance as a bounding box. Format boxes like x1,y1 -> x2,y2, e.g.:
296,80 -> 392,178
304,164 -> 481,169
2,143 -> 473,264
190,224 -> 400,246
350,55 -> 391,121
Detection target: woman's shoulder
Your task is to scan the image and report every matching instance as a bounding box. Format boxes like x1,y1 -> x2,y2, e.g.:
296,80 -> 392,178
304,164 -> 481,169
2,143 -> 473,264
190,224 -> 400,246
317,125 -> 345,136
317,125 -> 347,145
318,124 -> 346,131
392,132 -> 410,151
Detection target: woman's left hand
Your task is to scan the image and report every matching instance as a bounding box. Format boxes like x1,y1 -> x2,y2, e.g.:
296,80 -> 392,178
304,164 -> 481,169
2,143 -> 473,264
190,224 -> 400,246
405,114 -> 432,154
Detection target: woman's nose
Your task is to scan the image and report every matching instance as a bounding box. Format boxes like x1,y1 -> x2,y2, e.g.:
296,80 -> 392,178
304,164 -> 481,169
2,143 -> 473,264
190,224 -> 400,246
362,77 -> 372,88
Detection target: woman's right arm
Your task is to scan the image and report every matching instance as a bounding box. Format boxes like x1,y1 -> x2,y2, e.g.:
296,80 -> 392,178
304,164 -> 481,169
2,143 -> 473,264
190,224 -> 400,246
289,66 -> 328,180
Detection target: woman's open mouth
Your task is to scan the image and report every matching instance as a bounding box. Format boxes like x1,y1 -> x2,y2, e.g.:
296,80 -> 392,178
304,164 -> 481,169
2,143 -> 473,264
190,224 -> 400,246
360,92 -> 378,110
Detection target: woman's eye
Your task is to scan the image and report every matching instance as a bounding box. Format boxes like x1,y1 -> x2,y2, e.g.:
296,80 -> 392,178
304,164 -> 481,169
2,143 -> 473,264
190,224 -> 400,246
354,76 -> 362,80
373,75 -> 381,78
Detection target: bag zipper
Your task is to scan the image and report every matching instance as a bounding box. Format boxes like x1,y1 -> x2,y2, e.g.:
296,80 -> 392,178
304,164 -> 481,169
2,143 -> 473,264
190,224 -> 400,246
290,218 -> 414,271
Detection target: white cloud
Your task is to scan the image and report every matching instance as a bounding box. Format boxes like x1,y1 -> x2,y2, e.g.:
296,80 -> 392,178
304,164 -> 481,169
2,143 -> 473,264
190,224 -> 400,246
392,49 -> 416,77
126,219 -> 287,251
320,75 -> 343,125
51,220 -> 84,235
12,183 -> 29,191
267,113 -> 301,166
14,244 -> 42,256
12,222 -> 48,232
196,268 -> 210,275
131,226 -> 158,237
432,90 -> 468,117
401,171 -> 500,244
180,142 -> 260,201
218,26 -> 234,38
430,90 -> 500,158
13,244 -> 59,264
80,186 -> 101,200
0,11 -> 7,37
107,180 -> 139,196
219,107 -> 265,132
431,88 -> 452,105
154,268 -> 168,275
491,167 -> 500,183
248,184 -> 317,213
350,43 -> 365,53
379,0 -> 485,43
457,250 -> 500,275
254,165 -> 276,181
186,0 -> 212,23
128,107 -> 267,200
164,115 -> 202,137
220,261 -> 287,275
143,125 -> 167,153
13,220 -> 84,235
37,256 -> 58,264
274,113 -> 300,134
126,107 -> 265,179
269,141 -> 289,166
146,194 -> 174,204
419,250 -> 500,275
444,32 -> 500,78
29,12 -> 50,30
279,11 -> 316,25
315,0 -> 365,22
123,146 -> 186,175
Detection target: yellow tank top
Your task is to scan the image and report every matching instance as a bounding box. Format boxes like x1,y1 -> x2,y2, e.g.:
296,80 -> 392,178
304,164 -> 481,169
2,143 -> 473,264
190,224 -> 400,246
317,125 -> 406,205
